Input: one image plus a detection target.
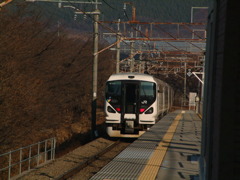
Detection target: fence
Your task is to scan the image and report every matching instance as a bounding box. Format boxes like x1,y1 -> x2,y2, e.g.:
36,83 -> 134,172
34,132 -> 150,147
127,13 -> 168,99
0,137 -> 56,180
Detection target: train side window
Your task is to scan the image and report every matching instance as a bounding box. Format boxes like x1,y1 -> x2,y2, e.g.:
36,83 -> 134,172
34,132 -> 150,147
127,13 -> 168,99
158,85 -> 163,93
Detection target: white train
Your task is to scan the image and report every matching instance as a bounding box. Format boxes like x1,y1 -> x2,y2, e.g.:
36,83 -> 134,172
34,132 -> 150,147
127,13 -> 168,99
105,73 -> 174,138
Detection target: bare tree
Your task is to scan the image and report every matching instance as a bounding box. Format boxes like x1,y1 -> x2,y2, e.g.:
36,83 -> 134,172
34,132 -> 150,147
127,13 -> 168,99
0,4 -> 114,153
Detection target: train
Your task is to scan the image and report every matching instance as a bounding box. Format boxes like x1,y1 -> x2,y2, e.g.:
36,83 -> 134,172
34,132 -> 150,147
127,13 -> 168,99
104,73 -> 174,138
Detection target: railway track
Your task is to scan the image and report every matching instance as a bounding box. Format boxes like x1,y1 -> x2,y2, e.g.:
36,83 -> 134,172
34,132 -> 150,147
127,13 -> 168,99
69,140 -> 131,180
19,137 -> 131,180
68,139 -> 131,180
55,140 -> 121,180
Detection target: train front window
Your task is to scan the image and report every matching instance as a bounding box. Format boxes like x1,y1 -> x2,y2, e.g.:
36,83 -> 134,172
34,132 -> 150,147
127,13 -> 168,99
106,81 -> 122,112
106,81 -> 121,96
140,82 -> 156,112
140,82 -> 156,98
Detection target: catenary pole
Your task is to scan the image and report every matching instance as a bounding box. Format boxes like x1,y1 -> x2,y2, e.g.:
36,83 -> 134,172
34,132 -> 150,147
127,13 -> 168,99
130,41 -> 134,72
116,19 -> 121,73
184,61 -> 187,106
92,0 -> 100,138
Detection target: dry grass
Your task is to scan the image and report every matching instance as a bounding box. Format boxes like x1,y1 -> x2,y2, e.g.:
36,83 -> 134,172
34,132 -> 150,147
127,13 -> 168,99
0,4 -> 115,155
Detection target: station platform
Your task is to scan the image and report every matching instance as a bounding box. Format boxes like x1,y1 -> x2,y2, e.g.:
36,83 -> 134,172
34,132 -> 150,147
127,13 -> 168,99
90,110 -> 201,180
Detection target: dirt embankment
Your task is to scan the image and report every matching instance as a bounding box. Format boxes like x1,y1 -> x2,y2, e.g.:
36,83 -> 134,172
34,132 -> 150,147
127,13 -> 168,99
0,5 -> 115,155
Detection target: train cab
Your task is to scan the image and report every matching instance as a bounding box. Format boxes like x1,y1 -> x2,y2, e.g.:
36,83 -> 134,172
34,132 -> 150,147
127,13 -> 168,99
105,73 -> 173,138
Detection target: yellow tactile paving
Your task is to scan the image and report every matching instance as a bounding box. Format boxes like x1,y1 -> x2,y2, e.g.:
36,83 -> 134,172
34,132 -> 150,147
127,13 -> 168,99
138,112 -> 183,180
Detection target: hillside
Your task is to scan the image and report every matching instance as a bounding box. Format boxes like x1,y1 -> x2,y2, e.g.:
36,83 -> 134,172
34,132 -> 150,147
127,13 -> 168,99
0,5 -> 115,154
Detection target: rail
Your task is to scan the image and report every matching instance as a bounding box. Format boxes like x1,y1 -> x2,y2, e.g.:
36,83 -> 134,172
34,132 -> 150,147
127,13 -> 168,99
0,137 -> 56,180
55,140 -> 120,180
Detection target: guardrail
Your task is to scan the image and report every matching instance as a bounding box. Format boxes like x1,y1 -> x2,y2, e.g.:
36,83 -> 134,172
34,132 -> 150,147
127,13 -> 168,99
0,137 -> 56,180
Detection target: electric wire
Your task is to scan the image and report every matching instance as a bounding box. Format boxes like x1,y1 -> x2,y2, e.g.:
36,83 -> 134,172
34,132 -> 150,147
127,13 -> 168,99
101,0 -> 116,10
63,0 -> 144,56
28,0 -> 205,73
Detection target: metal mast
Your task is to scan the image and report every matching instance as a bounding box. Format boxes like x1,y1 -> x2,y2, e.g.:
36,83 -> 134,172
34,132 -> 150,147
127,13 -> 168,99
92,0 -> 100,138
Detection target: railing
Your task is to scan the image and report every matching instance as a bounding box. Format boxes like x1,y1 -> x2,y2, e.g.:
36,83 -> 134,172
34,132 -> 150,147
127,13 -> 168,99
0,137 -> 56,180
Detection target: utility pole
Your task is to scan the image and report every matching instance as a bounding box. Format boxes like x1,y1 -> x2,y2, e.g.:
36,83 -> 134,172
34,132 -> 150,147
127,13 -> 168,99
92,2 -> 100,139
184,61 -> 187,106
75,1 -> 101,139
116,19 -> 121,73
139,44 -> 143,73
130,41 -> 134,72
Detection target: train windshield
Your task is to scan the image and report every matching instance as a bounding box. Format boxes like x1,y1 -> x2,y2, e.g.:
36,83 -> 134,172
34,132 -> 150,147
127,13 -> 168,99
140,82 -> 155,98
106,81 -> 121,96
106,81 -> 155,97
106,81 -> 122,112
106,80 -> 156,113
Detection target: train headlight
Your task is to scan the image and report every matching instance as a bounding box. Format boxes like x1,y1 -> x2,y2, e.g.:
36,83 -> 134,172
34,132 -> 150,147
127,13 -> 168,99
107,106 -> 116,113
145,107 -> 154,114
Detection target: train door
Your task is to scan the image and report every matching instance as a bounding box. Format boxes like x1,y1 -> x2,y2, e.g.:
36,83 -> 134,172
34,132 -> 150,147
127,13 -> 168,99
121,81 -> 139,134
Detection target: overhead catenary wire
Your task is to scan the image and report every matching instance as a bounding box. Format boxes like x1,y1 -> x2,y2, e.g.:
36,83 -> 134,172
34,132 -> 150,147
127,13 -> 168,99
66,0 -> 158,56
101,0 -> 126,20
56,0 -> 149,73
28,0 -> 205,72
121,4 -> 206,54
63,0 -> 142,55
122,7 -> 164,56
58,1 -> 198,58
101,0 -> 116,10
